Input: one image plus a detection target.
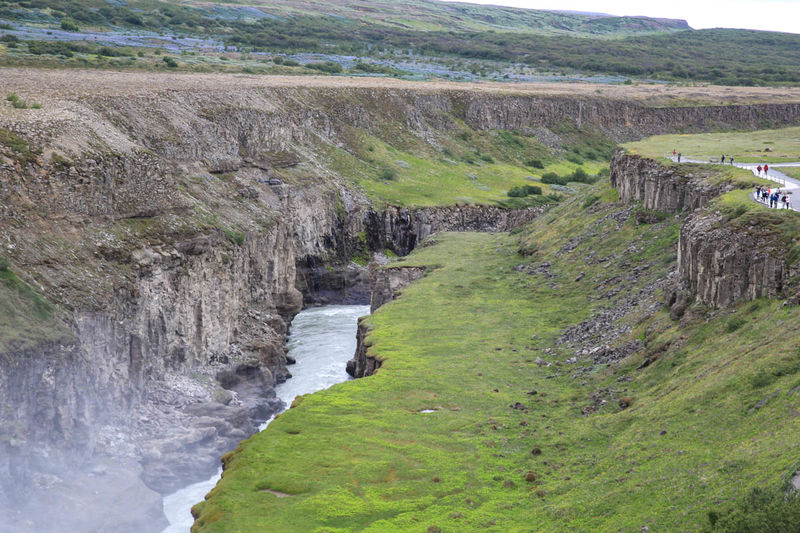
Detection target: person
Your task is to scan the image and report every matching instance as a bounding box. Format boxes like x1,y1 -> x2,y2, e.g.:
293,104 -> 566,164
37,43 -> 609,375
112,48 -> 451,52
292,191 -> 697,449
721,155 -> 725,164
677,152 -> 682,162
764,163 -> 769,175
730,156 -> 734,165
755,185 -> 762,201
782,194 -> 789,209
757,165 -> 763,176
673,149 -> 677,158
787,195 -> 792,210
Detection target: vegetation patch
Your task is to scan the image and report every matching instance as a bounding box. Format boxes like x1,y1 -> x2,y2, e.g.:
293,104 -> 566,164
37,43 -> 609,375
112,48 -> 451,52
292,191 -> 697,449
195,178 -> 800,531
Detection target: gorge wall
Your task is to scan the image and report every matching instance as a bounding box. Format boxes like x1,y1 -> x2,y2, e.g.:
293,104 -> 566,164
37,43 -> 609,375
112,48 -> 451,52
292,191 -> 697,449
611,151 -> 799,311
3,74 -> 800,531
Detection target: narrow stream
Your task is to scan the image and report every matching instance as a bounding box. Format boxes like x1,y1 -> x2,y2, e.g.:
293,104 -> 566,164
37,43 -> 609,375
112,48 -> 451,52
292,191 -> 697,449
161,304 -> 370,533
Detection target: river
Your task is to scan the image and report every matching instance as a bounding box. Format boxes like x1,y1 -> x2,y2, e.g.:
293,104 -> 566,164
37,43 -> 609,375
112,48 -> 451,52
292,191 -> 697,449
161,304 -> 370,532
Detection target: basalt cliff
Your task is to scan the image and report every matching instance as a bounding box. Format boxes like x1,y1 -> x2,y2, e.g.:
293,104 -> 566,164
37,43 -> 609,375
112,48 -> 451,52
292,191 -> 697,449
2,71 -> 800,531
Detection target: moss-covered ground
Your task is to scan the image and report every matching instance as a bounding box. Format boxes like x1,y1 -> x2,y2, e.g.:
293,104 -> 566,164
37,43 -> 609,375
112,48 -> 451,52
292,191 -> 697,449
622,126 -> 800,163
193,181 -> 800,532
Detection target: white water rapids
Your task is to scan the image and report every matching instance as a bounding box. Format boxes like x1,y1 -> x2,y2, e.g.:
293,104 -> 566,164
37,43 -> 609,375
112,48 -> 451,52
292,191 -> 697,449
161,304 -> 370,532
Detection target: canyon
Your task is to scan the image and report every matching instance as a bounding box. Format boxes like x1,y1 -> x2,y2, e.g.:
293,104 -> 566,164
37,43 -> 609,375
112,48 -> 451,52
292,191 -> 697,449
2,71 -> 800,531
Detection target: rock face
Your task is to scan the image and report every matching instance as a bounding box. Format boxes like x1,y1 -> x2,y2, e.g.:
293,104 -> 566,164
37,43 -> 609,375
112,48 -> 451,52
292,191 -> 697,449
610,151 -> 796,310
369,266 -> 426,314
610,150 -> 734,212
366,205 -> 544,255
676,213 -> 793,308
346,266 -> 426,378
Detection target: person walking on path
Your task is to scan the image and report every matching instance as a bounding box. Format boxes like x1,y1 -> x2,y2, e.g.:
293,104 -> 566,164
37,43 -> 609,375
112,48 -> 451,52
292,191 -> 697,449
764,163 -> 769,175
757,165 -> 763,176
782,194 -> 789,209
673,149 -> 677,158
721,155 -> 726,164
677,152 -> 682,162
730,157 -> 734,165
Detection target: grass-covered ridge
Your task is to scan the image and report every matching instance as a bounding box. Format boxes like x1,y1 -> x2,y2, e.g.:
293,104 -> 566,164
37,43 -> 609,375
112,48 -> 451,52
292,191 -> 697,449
194,181 -> 800,531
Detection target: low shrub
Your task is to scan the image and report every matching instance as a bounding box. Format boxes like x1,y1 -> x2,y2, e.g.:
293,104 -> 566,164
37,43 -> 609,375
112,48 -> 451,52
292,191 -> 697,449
704,486 -> 800,532
0,256 -> 9,272
379,166 -> 398,181
526,159 -> 545,169
305,61 -> 343,74
162,57 -> 178,68
726,315 -> 746,333
60,18 -> 79,32
541,172 -> 567,185
507,184 -> 542,198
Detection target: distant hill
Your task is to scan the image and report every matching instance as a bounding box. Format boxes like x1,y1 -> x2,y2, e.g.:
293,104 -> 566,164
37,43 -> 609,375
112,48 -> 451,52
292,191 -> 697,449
237,0 -> 691,36
0,0 -> 798,86
0,0 -> 690,37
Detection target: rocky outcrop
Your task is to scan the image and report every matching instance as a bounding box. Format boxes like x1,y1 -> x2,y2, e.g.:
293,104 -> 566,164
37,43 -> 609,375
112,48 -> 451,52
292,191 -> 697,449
366,205 -> 544,255
611,151 -> 796,310
674,213 -> 793,308
369,266 -> 426,314
610,150 -> 735,212
463,97 -> 800,141
346,266 -> 426,378
346,317 -> 380,379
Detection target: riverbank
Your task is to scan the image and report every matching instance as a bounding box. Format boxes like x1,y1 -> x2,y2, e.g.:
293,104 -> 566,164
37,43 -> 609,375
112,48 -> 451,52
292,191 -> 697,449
194,181 -> 800,531
163,304 -> 368,532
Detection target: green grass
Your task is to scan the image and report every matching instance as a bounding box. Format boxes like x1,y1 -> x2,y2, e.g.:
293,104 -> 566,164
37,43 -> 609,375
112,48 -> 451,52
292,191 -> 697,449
194,180 -> 800,531
324,131 -> 604,208
782,167 -> 800,181
624,127 -> 800,164
0,262 -> 73,353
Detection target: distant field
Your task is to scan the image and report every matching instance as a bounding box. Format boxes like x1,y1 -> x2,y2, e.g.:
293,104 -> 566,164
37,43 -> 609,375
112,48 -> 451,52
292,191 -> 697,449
1,0 -> 800,84
624,127 -> 800,163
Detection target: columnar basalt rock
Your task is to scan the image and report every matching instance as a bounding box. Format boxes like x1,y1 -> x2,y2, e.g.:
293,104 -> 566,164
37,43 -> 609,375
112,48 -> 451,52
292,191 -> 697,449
609,151 -> 797,310
366,205 -> 545,255
676,213 -> 794,308
610,150 -> 734,212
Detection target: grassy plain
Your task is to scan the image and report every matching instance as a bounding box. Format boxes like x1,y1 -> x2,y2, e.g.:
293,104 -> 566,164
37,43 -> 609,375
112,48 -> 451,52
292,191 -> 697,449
623,127 -> 800,163
194,182 -> 800,532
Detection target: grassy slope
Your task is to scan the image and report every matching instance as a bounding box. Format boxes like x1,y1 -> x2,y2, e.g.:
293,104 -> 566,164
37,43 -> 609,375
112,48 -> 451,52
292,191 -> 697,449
322,128 -> 606,207
623,127 -> 800,163
0,265 -> 72,353
193,181 -> 800,532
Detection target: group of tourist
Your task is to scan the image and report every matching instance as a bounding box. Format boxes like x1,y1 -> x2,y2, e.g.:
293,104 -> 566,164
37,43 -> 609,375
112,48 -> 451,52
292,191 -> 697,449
755,185 -> 791,209
756,163 -> 770,176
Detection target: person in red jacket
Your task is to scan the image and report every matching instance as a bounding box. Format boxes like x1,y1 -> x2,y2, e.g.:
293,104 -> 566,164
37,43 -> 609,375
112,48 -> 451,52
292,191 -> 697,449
764,163 -> 769,175
757,165 -> 763,176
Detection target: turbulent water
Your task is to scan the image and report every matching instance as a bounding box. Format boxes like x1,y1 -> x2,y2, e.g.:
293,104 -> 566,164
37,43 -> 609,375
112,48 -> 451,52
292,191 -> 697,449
162,304 -> 370,532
